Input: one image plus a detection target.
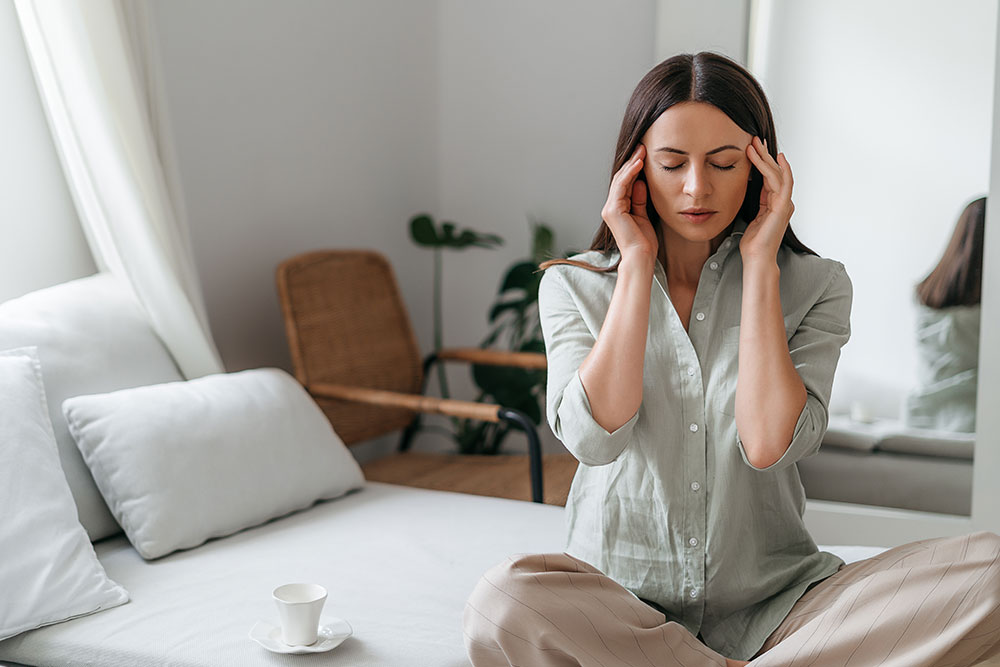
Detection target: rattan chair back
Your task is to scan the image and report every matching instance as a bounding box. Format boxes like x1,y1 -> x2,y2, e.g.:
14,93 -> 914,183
276,250 -> 423,445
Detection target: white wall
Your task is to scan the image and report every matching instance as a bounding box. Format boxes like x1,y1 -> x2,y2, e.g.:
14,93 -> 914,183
749,0 -> 996,420
148,0 -> 440,376
146,0 -> 662,458
0,0 -> 95,303
654,0 -> 749,63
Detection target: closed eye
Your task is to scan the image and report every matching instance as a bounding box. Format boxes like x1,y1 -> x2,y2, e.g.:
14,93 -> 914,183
661,163 -> 738,171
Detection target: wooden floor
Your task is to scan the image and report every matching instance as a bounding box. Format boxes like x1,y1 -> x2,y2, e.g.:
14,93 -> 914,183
361,451 -> 579,506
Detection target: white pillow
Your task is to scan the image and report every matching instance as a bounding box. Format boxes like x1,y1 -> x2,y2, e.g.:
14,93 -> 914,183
0,347 -> 128,641
63,368 -> 366,560
0,274 -> 184,541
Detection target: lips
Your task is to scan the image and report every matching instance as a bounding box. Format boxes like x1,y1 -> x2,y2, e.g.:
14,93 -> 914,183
680,209 -> 716,223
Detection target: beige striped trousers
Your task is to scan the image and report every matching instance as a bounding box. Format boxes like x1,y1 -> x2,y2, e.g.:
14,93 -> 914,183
463,530 -> 1000,666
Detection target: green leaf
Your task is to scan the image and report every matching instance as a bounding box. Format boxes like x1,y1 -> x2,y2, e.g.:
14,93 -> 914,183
473,364 -> 545,396
488,298 -> 528,324
500,261 -> 539,293
468,231 -> 504,249
519,338 -> 546,355
531,224 -> 555,262
516,395 -> 542,425
410,214 -> 439,246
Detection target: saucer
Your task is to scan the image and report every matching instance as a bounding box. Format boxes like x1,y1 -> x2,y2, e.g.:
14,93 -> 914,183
249,616 -> 353,654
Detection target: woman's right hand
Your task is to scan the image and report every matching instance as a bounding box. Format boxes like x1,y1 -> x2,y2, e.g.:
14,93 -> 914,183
601,143 -> 658,262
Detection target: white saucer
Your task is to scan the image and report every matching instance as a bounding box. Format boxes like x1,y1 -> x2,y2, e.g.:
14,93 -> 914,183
249,616 -> 353,654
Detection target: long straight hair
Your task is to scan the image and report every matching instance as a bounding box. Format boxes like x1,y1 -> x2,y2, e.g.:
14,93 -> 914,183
539,52 -> 817,273
915,197 -> 986,308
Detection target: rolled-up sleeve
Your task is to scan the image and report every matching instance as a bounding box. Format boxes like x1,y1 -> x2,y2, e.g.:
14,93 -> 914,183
538,267 -> 639,466
738,262 -> 853,472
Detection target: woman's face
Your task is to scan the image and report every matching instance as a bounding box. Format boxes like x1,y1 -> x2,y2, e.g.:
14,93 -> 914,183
640,101 -> 753,243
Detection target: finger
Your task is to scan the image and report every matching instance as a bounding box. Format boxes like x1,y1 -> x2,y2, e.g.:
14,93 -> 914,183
751,136 -> 782,176
747,141 -> 782,195
615,146 -> 644,182
759,138 -> 792,190
615,150 -> 645,192
754,137 -> 781,173
753,138 -> 790,199
777,153 -> 794,197
631,178 -> 648,219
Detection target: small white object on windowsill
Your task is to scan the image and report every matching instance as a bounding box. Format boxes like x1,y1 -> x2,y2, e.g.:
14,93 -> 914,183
850,401 -> 877,424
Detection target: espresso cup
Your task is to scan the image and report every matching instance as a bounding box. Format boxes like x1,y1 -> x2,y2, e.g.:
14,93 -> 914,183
273,583 -> 327,646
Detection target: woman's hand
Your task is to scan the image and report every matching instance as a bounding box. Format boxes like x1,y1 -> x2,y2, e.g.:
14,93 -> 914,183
601,144 -> 658,262
741,136 -> 794,265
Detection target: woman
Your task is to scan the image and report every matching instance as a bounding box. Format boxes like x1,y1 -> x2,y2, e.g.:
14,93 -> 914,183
462,53 -> 1000,666
903,197 -> 985,434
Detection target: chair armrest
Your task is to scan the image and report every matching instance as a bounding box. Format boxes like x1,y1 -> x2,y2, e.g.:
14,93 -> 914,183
311,381 -> 547,503
308,382 -> 501,422
436,347 -> 546,370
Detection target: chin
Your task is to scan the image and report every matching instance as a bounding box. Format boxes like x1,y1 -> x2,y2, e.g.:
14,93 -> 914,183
664,216 -> 732,241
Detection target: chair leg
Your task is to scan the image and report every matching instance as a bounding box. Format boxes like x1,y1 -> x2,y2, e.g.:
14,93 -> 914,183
397,415 -> 422,452
398,352 -> 441,452
498,408 -> 544,504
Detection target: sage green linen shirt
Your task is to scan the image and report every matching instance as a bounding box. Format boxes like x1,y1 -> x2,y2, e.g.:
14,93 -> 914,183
902,300 -> 980,433
538,217 -> 853,660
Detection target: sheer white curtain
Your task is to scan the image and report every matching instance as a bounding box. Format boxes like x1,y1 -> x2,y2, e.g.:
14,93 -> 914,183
14,0 -> 223,379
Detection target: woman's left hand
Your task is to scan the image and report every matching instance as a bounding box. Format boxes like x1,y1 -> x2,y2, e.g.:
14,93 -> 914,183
740,135 -> 794,264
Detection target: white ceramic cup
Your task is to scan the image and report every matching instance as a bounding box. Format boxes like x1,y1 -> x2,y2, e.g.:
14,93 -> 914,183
273,583 -> 328,646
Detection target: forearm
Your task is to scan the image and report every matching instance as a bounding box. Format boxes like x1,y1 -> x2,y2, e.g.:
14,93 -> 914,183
735,259 -> 807,468
578,253 -> 654,433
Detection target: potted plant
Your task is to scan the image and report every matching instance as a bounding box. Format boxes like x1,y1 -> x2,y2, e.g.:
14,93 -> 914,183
408,212 -> 576,454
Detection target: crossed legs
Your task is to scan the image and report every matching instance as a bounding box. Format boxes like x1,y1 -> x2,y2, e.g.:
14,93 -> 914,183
464,531 -> 1000,667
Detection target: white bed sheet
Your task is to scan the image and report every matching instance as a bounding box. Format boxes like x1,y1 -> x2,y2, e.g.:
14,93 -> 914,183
0,482 -> 887,667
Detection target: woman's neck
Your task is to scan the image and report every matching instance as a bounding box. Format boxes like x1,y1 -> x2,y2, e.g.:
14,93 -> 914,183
660,232 -> 726,291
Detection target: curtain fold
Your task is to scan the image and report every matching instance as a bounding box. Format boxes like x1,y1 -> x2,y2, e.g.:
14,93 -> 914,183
14,0 -> 223,379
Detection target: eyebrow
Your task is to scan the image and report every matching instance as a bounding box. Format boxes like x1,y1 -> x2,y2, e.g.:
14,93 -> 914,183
653,145 -> 742,156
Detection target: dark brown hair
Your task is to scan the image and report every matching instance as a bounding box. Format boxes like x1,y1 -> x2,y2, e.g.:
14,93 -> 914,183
915,197 -> 986,308
539,51 -> 817,273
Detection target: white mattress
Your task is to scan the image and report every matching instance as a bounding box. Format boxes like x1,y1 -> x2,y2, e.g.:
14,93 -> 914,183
0,482 -> 887,667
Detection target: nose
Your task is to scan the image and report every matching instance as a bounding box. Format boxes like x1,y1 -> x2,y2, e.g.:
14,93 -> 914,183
682,163 -> 712,199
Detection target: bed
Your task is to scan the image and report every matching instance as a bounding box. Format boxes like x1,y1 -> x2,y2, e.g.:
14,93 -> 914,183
0,481 -> 889,667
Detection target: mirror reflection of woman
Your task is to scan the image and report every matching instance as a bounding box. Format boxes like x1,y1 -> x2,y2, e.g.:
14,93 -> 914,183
463,53 -> 1000,667
903,197 -> 985,434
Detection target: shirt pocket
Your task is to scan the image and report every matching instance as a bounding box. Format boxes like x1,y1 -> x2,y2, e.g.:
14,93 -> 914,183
718,319 -> 799,418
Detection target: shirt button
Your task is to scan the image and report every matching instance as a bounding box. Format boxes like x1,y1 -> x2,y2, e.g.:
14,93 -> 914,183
688,537 -> 699,547
687,366 -> 695,376
709,261 -> 719,270
695,312 -> 705,321
689,423 -> 698,432
689,589 -> 698,598
690,481 -> 701,491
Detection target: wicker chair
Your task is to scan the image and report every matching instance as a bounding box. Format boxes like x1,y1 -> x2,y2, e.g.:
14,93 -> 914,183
275,249 -> 578,505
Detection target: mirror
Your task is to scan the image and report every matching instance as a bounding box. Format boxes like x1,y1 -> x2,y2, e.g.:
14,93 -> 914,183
747,0 -> 996,516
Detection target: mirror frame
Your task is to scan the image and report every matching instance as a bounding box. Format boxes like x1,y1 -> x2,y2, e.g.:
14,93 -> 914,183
655,0 -> 1000,545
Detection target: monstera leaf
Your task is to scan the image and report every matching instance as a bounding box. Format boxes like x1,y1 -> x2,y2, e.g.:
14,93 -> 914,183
410,214 -> 503,249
